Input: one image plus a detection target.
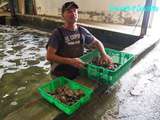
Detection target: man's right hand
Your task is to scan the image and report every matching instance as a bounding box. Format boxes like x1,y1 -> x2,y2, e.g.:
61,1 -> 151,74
47,47 -> 85,69
69,58 -> 85,69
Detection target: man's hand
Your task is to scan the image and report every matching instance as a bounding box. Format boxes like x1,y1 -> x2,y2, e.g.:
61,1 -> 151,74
69,58 -> 85,69
99,54 -> 113,65
89,39 -> 113,65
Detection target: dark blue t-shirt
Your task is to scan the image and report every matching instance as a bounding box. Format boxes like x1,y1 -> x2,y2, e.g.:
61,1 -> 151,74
47,26 -> 95,55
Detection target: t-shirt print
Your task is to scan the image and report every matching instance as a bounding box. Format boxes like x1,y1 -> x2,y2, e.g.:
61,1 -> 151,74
64,33 -> 80,45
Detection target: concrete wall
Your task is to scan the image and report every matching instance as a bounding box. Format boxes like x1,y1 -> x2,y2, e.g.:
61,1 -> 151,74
35,0 -> 146,26
17,14 -> 140,50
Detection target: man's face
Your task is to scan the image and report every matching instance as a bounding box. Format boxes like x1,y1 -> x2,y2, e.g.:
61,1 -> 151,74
63,8 -> 78,24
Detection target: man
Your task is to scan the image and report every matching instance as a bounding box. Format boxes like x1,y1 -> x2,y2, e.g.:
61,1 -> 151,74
46,1 -> 112,79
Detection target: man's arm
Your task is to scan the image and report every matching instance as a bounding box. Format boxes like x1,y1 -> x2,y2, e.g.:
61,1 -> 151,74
89,37 -> 113,64
46,46 -> 85,68
79,26 -> 112,64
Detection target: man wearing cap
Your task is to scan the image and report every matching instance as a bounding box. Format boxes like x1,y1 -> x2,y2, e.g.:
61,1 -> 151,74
46,1 -> 112,79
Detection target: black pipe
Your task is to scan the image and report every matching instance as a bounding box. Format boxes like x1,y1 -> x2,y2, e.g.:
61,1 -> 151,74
8,0 -> 19,26
0,16 -> 6,25
140,0 -> 152,37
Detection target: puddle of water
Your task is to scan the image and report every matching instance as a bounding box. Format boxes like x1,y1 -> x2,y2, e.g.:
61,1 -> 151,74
0,25 -> 50,79
0,25 -> 52,119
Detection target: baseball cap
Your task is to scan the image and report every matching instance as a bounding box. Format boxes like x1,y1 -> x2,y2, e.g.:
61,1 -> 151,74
62,1 -> 79,14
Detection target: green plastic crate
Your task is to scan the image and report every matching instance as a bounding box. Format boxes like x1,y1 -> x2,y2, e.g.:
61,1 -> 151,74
80,49 -> 100,77
80,48 -> 135,85
38,77 -> 93,115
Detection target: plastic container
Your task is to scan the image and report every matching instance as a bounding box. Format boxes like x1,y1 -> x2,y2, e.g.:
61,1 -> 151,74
80,48 -> 135,85
38,77 -> 93,115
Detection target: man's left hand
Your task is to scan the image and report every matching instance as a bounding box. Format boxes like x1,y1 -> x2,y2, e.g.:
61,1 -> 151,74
99,54 -> 113,65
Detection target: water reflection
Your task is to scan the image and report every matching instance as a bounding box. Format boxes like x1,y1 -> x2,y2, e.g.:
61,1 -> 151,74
0,25 -> 50,79
0,25 -> 51,119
